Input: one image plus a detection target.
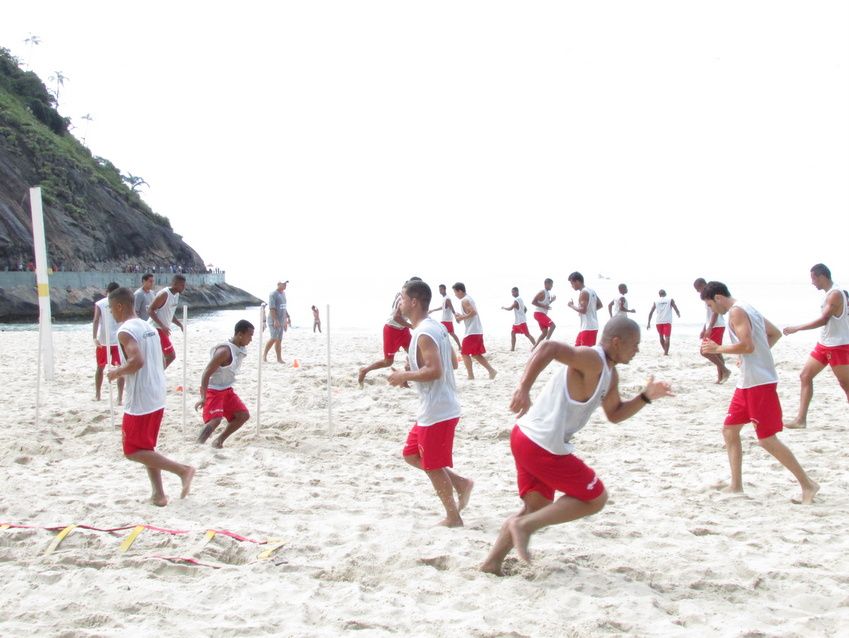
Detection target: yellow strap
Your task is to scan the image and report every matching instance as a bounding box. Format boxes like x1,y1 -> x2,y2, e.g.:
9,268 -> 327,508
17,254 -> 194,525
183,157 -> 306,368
257,539 -> 285,561
37,283 -> 49,297
119,525 -> 146,553
44,525 -> 76,556
191,530 -> 216,555
0,524 -> 10,531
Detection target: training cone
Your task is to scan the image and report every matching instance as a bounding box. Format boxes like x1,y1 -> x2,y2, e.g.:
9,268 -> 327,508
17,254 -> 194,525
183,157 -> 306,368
175,385 -> 184,392
293,359 -> 300,368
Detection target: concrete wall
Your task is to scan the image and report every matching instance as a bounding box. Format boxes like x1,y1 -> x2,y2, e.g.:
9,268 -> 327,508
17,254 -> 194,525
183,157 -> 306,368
0,271 -> 225,289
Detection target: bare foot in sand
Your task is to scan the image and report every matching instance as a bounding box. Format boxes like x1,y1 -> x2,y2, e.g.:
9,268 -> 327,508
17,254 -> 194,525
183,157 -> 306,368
212,437 -> 224,449
480,561 -> 503,576
457,478 -> 474,512
437,516 -> 463,528
717,368 -> 731,384
792,480 -> 819,505
180,466 -> 196,499
152,493 -> 168,507
357,368 -> 366,388
489,370 -> 498,380
784,419 -> 807,429
507,517 -> 532,563
720,485 -> 744,495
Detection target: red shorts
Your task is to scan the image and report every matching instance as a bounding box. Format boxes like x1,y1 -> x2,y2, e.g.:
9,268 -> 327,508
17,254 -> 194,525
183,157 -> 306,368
512,322 -> 530,335
510,426 -> 605,502
203,388 -> 248,423
96,344 -> 121,367
402,417 -> 459,470
441,321 -> 455,335
533,312 -> 554,329
724,383 -> 783,439
810,343 -> 849,367
383,324 -> 411,359
461,334 -> 486,356
122,408 -> 164,455
157,328 -> 175,355
575,330 -> 598,347
709,327 -> 725,345
656,323 -> 672,337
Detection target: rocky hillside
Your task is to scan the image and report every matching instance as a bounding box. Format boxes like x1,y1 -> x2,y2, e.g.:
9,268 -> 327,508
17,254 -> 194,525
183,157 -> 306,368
0,47 -> 204,272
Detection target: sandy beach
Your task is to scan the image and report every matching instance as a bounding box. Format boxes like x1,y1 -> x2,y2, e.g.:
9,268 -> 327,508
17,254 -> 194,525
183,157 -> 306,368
1,319 -> 848,637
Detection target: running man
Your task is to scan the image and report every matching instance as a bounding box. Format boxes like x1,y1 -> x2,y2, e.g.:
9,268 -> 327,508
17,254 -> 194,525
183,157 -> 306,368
428,283 -> 461,350
358,281 -> 416,386
93,282 -> 124,403
567,272 -> 603,346
196,320 -> 254,448
502,287 -> 536,351
694,278 -> 731,383
480,316 -> 673,574
148,274 -> 186,369
782,263 -> 849,428
646,289 -> 680,355
388,280 -> 474,527
700,281 -> 818,504
264,281 -> 289,363
106,287 -> 195,507
531,278 -> 557,344
608,283 -> 636,317
133,273 -> 155,321
453,282 -> 497,380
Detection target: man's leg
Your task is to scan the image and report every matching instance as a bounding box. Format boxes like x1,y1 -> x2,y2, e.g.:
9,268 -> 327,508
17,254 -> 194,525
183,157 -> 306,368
758,435 -> 819,504
358,357 -> 393,386
462,354 -> 474,379
473,355 -> 497,379
213,412 -> 250,448
510,332 -> 516,351
833,364 -> 849,403
481,491 -> 550,575
535,327 -> 549,346
547,323 -> 556,340
722,425 -> 744,493
524,332 -> 536,347
198,416 -> 223,444
263,338 -> 275,362
405,454 -> 474,512
95,365 -> 104,400
126,450 -> 195,505
163,350 -> 176,369
787,357 -> 826,428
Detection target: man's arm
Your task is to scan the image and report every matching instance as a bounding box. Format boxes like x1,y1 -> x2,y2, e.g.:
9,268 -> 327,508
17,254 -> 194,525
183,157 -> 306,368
602,372 -> 674,423
92,304 -> 102,345
568,290 -> 590,314
671,299 -> 681,318
764,317 -> 782,349
595,295 -> 603,311
194,346 -> 231,410
107,332 -> 142,381
702,307 -> 753,355
531,291 -> 547,310
607,299 -> 614,317
784,289 -> 843,335
133,290 -> 145,318
148,291 -> 169,332
388,335 -> 442,386
646,303 -> 656,329
503,300 -> 519,311
455,298 -> 477,322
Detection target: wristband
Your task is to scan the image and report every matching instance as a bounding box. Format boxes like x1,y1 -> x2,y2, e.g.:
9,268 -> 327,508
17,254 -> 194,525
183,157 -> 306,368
640,391 -> 652,405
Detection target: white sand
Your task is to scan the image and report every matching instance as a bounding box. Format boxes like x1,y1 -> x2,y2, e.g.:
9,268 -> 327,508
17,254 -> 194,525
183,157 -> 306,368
1,322 -> 848,637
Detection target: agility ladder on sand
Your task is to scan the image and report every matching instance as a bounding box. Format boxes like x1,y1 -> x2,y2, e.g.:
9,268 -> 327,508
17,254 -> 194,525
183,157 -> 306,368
0,523 -> 286,568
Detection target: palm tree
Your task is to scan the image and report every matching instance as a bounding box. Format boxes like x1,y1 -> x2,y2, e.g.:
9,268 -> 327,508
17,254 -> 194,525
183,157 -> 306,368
24,34 -> 41,46
122,173 -> 149,192
80,113 -> 93,144
49,71 -> 67,104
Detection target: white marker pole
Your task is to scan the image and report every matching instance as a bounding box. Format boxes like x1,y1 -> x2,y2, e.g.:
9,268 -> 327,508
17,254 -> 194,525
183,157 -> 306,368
182,304 -> 188,434
257,303 -> 266,435
326,304 -> 332,433
29,187 -> 54,382
104,317 -> 116,429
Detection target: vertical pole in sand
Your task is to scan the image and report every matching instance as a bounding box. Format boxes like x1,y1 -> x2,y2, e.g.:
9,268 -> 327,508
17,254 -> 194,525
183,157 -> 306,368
326,304 -> 332,433
257,303 -> 266,436
181,304 -> 188,434
105,316 -> 116,429
29,187 -> 54,382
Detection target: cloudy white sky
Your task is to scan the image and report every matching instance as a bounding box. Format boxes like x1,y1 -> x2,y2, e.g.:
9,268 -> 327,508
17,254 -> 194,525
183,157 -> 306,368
2,1 -> 847,328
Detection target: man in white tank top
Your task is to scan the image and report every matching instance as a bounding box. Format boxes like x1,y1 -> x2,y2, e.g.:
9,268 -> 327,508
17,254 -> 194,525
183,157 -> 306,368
93,282 -> 124,403
106,287 -> 195,507
700,281 -> 818,504
148,274 -> 186,369
607,283 -> 636,319
531,278 -> 557,344
387,280 -> 474,528
502,286 -> 536,351
196,319 -> 254,448
481,317 -> 673,574
694,278 -> 731,384
646,289 -> 681,355
358,280 -> 416,387
428,283 -> 461,350
452,282 -> 497,380
781,263 -> 849,428
567,271 -> 603,346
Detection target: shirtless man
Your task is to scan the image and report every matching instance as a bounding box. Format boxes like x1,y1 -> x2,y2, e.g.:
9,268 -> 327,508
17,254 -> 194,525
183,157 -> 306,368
531,278 -> 557,344
358,280 -> 416,386
428,284 -> 461,350
480,317 -> 673,574
93,282 -> 124,402
503,287 -> 536,351
106,287 -> 195,507
782,264 -> 849,428
694,278 -> 731,383
388,280 -> 474,527
567,272 -> 603,346
608,283 -> 636,318
646,289 -> 681,355
196,320 -> 254,448
148,274 -> 186,369
453,282 -> 497,380
700,281 -> 818,504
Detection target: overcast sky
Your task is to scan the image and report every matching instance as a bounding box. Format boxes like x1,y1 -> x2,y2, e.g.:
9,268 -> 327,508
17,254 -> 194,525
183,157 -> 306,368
2,1 -> 847,328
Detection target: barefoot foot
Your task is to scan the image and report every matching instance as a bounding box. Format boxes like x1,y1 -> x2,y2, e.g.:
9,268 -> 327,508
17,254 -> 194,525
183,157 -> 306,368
437,516 -> 463,528
152,494 -> 169,507
507,517 -> 532,563
489,369 -> 498,380
480,561 -> 504,576
357,368 -> 366,388
792,480 -> 819,505
457,479 -> 474,512
784,419 -> 807,429
180,466 -> 196,499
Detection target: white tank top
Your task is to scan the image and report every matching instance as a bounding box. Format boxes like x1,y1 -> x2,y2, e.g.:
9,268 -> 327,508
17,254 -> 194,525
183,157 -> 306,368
149,288 -> 180,329
614,296 -> 629,316
409,318 -> 461,426
727,301 -> 778,389
517,346 -> 612,455
705,303 -> 725,328
580,288 -> 599,331
208,341 -> 248,390
462,295 -> 483,335
119,318 -> 167,415
386,293 -> 405,329
95,298 -> 119,345
513,297 -> 527,325
537,289 -> 552,315
820,286 -> 849,347
440,296 -> 453,322
655,297 -> 673,324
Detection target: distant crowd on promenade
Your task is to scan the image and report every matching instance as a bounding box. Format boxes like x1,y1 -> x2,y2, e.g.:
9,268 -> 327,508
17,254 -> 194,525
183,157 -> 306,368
2,254 -> 222,275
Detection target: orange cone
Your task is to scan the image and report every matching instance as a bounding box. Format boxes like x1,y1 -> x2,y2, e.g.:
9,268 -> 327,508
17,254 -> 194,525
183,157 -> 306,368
293,359 -> 300,368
